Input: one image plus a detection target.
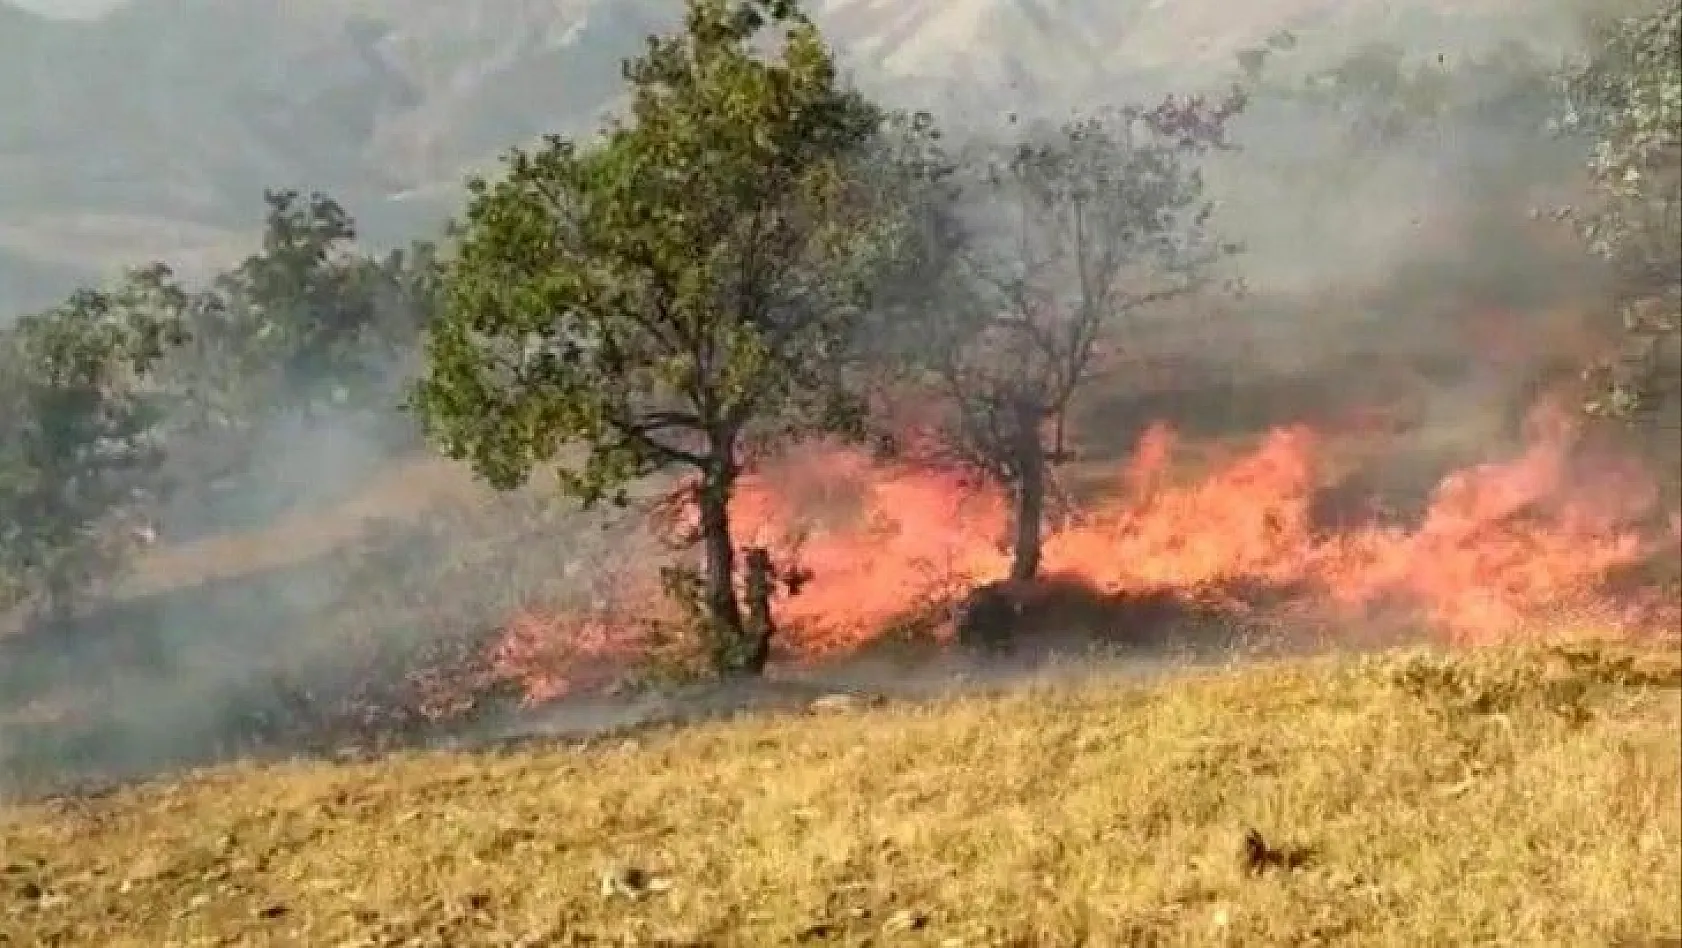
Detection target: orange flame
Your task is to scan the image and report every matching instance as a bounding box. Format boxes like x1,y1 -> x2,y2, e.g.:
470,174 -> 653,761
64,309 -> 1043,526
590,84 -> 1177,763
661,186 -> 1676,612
489,396 -> 1680,703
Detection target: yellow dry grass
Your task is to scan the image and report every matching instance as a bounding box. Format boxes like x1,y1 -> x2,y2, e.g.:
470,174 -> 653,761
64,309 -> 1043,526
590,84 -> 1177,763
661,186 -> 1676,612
2,643 -> 1678,947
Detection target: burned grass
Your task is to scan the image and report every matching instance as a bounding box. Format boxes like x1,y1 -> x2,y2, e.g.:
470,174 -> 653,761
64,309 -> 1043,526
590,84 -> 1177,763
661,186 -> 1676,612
1,642 -> 1677,947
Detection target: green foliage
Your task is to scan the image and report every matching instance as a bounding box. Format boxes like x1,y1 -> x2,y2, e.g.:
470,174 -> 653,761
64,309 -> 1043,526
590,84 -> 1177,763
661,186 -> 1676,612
415,0 -> 909,672
132,191 -> 442,521
171,190 -> 437,436
0,186 -> 441,623
1567,2 -> 1682,279
0,266 -> 189,619
1565,1 -> 1681,428
418,0 -> 888,496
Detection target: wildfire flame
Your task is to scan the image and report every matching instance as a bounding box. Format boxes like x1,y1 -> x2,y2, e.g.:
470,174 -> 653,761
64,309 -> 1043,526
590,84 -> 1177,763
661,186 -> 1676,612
489,394 -> 1681,704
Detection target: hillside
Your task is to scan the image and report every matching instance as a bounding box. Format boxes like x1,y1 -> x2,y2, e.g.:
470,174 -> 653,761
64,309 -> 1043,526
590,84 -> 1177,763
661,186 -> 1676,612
0,0 -> 1591,315
2,645 -> 1677,946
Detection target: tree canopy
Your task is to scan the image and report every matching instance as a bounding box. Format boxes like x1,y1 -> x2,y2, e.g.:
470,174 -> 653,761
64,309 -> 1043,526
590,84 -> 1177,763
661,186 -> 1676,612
163,190 -> 436,438
415,0 -> 913,673
1566,1 -> 1680,435
0,187 -> 438,625
0,268 -> 186,621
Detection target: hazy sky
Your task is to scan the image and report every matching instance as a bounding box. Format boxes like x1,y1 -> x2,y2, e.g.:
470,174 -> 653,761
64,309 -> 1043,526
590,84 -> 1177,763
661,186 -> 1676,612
9,0 -> 126,18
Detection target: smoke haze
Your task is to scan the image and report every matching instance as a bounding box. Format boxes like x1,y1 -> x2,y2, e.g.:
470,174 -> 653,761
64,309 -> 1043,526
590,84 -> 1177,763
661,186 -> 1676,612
2,0 -> 1668,797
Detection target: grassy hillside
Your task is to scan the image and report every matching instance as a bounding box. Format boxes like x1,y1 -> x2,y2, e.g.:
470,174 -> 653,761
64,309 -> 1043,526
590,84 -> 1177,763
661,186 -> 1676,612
2,644 -> 1677,946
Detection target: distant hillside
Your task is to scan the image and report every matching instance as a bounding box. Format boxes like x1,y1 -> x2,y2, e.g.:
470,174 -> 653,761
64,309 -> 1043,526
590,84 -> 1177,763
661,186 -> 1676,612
0,0 -> 1589,315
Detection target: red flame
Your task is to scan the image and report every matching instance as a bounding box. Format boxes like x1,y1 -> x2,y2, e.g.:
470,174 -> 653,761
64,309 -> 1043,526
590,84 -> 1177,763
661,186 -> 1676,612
489,394 -> 1679,703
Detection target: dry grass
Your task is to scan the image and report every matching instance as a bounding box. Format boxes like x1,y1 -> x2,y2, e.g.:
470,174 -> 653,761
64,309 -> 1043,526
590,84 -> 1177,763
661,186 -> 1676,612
122,457 -> 492,596
2,643 -> 1677,947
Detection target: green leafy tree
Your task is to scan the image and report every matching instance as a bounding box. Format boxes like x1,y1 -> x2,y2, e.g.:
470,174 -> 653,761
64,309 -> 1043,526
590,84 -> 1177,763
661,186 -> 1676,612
0,266 -> 188,623
155,191 -> 440,510
415,0 -> 907,675
174,190 -> 434,434
1565,1 -> 1681,433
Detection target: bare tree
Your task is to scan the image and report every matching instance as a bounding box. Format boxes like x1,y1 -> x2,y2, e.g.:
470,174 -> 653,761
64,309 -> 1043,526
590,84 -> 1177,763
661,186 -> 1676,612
925,95 -> 1244,583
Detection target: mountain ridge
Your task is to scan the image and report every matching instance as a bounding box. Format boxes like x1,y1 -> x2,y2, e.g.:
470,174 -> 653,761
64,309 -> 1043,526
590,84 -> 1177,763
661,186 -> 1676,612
0,0 -> 1587,315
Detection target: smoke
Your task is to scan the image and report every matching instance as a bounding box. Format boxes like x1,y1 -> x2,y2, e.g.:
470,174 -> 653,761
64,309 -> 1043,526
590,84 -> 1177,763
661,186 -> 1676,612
1097,26 -> 1621,504
2,2 -> 1665,798
0,367 -> 393,783
0,312 -> 707,797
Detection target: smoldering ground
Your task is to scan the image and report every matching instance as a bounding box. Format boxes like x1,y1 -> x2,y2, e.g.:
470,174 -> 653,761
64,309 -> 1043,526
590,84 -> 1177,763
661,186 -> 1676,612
0,10 -> 1667,800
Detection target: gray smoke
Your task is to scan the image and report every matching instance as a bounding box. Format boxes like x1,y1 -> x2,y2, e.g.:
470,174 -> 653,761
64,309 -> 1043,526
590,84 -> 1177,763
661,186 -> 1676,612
0,1 -> 1638,798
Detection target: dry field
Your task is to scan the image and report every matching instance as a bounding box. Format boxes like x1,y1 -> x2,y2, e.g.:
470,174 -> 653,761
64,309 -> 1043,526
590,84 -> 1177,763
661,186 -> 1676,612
2,643 -> 1677,947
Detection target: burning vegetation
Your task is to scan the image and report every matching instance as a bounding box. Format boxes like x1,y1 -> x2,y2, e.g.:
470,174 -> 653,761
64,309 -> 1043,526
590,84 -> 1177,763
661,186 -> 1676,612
1,0 -> 1679,793
486,388 -> 1681,705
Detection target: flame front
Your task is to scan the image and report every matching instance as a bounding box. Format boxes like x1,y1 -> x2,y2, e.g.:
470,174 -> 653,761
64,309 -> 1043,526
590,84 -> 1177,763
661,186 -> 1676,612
490,395 -> 1680,702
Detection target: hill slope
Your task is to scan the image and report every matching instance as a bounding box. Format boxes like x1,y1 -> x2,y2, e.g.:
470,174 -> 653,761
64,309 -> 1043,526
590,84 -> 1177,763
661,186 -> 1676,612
2,645 -> 1677,946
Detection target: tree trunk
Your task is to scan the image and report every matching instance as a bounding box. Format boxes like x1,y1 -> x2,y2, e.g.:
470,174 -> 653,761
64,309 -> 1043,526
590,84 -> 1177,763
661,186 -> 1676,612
740,546 -> 776,675
1050,404 -> 1070,462
1008,401 -> 1046,583
695,469 -> 750,676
